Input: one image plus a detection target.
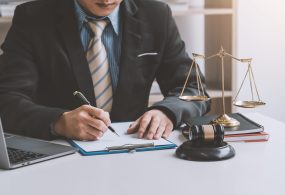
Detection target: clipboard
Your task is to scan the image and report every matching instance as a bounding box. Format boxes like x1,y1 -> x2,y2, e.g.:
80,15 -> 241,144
69,122 -> 177,156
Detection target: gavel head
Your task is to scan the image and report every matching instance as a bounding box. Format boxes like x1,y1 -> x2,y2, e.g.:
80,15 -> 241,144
182,124 -> 224,146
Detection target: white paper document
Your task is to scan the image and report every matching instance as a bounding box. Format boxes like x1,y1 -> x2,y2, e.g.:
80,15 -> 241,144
72,122 -> 173,152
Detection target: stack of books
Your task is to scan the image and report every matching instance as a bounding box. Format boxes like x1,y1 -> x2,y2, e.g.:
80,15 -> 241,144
224,132 -> 269,142
188,113 -> 270,142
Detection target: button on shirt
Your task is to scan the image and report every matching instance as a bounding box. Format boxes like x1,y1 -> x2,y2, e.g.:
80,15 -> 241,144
73,0 -> 122,92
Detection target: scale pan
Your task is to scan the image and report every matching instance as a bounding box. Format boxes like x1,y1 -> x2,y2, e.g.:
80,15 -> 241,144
233,100 -> 266,108
179,95 -> 210,101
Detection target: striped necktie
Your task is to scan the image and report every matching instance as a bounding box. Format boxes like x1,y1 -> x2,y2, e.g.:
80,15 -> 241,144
86,20 -> 113,112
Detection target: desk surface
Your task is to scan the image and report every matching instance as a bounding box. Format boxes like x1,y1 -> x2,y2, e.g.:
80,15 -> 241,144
1,113 -> 284,195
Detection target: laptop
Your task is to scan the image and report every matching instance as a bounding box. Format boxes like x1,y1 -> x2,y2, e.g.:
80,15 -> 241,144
0,118 -> 77,169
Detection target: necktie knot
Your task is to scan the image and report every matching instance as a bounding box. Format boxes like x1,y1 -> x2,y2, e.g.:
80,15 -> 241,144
88,20 -> 109,38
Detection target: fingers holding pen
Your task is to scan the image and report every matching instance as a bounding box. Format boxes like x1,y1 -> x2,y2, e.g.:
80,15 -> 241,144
80,105 -> 111,138
82,105 -> 111,126
83,114 -> 108,133
54,105 -> 111,141
76,124 -> 103,141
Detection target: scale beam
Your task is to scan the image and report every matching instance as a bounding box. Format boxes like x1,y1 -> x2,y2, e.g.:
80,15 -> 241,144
179,47 -> 265,128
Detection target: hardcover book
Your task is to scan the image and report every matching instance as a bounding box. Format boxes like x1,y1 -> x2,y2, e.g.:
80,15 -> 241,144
186,113 -> 264,135
224,132 -> 269,142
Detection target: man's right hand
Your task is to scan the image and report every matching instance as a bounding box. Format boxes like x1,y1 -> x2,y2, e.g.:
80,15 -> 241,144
54,105 -> 111,141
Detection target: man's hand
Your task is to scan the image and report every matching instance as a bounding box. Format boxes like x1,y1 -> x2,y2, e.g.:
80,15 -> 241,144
127,109 -> 173,140
54,105 -> 111,141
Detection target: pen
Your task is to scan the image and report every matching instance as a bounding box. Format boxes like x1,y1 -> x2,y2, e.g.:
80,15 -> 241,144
73,91 -> 120,137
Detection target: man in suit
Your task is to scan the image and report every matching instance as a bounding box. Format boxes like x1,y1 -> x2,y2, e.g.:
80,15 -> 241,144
0,0 -> 210,141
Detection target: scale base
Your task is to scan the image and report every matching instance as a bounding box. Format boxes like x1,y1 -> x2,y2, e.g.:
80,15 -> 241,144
211,114 -> 240,127
176,141 -> 235,161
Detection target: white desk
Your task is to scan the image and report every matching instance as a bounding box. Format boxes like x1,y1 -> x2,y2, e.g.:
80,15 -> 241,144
1,113 -> 284,195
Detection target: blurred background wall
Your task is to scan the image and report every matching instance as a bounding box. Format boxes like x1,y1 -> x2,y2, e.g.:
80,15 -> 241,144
235,0 -> 285,122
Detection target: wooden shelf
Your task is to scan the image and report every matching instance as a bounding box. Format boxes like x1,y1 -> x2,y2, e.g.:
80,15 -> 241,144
0,16 -> 12,23
0,8 -> 234,23
208,89 -> 233,98
172,8 -> 233,17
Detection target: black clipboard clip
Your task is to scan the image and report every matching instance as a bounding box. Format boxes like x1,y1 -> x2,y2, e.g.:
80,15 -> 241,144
106,143 -> 155,153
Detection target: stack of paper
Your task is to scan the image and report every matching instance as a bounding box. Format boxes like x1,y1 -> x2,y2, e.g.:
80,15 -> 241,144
70,122 -> 177,155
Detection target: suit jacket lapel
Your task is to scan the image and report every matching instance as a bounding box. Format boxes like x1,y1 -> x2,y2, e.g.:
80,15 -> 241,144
55,0 -> 142,114
56,0 -> 96,106
111,0 -> 142,118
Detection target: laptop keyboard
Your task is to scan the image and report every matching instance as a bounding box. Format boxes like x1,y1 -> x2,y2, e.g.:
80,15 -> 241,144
4,133 -> 13,139
7,147 -> 46,164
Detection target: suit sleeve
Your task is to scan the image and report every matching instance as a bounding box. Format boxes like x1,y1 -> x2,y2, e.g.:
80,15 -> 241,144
0,6 -> 67,140
149,5 -> 211,128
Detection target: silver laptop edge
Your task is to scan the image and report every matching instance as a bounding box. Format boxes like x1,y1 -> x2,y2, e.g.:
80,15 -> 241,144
0,118 -> 77,170
0,120 -> 10,169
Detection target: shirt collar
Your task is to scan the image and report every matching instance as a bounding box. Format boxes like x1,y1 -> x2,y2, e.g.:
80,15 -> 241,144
74,0 -> 120,35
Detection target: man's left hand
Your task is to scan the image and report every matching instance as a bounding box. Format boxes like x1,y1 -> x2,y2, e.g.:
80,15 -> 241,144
127,109 -> 173,140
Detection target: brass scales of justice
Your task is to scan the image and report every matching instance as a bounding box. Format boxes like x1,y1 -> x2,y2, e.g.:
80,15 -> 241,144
179,47 -> 266,127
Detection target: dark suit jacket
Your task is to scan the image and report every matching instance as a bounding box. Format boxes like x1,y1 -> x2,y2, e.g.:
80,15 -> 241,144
0,0 -> 210,140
